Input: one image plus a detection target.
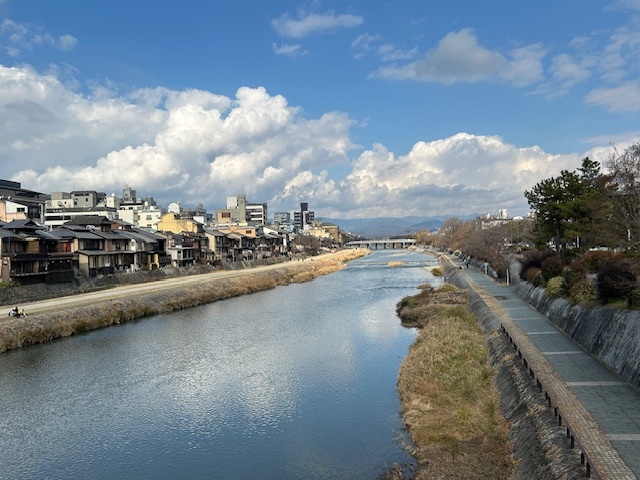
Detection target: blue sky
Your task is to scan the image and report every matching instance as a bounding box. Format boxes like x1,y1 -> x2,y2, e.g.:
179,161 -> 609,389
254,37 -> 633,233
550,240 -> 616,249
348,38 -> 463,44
1,0 -> 639,219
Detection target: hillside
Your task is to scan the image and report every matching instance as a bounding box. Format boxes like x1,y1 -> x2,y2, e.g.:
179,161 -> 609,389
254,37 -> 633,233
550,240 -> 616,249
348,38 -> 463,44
323,214 -> 479,239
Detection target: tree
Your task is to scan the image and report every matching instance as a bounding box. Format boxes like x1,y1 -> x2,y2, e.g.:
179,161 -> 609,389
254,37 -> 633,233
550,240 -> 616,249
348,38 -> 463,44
605,142 -> 640,251
524,157 -> 610,255
433,217 -> 474,251
295,235 -> 321,256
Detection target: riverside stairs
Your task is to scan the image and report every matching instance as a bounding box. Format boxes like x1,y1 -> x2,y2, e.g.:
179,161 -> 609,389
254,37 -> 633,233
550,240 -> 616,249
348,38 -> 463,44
441,252 -> 640,480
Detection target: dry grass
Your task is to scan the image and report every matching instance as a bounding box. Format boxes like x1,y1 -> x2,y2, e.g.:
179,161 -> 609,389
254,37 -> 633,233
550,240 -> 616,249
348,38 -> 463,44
426,266 -> 444,277
397,285 -> 514,479
0,249 -> 370,353
388,261 -> 405,267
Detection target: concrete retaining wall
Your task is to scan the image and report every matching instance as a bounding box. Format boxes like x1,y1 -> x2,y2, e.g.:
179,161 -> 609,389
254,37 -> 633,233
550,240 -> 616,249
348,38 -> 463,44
441,260 -> 586,479
516,282 -> 640,391
0,256 -> 287,307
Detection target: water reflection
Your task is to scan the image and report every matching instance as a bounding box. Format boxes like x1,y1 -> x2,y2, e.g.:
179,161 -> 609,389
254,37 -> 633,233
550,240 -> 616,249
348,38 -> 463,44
0,250 -> 440,480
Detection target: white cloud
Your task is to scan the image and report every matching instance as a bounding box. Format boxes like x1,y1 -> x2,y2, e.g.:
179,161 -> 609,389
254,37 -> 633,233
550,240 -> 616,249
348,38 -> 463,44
0,65 -> 356,211
1,65 -> 601,218
0,18 -> 77,56
272,10 -> 364,38
599,26 -> 640,82
58,34 -> 78,51
586,80 -> 640,112
371,28 -> 545,86
272,133 -> 584,218
328,133 -> 579,217
377,44 -> 418,62
606,0 -> 640,12
351,33 -> 382,60
272,43 -> 307,57
550,53 -> 591,88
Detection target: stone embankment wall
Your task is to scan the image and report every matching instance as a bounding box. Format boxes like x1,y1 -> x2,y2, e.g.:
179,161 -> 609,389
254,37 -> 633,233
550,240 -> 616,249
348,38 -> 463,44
442,260 -> 587,479
0,256 -> 287,307
0,251 -> 366,354
516,282 -> 640,391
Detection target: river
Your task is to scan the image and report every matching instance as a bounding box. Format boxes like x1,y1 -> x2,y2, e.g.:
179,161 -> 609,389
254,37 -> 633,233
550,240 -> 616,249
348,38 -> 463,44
0,250 -> 440,480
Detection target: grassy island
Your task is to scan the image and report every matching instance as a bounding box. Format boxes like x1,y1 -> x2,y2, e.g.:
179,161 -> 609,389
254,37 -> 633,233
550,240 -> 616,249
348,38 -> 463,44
395,284 -> 514,479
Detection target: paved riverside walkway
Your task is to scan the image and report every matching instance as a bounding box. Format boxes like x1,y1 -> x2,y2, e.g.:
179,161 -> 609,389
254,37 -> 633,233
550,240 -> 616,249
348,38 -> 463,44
443,253 -> 640,480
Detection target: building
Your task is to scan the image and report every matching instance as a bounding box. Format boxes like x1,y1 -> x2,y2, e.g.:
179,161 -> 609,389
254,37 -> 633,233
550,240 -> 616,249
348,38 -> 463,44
0,179 -> 47,222
116,187 -> 163,230
44,190 -> 117,228
215,194 -> 248,225
294,202 -> 315,232
0,198 -> 30,223
246,202 -> 267,225
273,211 -> 291,227
0,219 -> 75,284
156,212 -> 205,234
180,203 -> 212,226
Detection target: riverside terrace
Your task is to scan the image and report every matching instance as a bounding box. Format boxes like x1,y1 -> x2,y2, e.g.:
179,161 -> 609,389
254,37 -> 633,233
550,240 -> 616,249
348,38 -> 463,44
345,238 -> 416,249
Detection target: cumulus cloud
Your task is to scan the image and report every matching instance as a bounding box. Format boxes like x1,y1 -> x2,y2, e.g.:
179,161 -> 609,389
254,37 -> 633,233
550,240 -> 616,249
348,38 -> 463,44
1,65 -> 357,211
317,133 -> 580,218
272,10 -> 363,38
371,28 -> 546,86
1,65 -> 593,218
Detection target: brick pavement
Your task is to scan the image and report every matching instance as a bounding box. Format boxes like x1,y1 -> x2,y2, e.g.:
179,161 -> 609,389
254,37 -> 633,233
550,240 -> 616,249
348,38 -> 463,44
443,253 -> 639,480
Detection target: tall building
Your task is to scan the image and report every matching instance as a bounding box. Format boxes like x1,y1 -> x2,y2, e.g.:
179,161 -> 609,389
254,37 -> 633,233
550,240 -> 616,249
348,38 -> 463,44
273,211 -> 290,226
214,194 -> 268,226
246,202 -> 267,225
294,202 -> 315,232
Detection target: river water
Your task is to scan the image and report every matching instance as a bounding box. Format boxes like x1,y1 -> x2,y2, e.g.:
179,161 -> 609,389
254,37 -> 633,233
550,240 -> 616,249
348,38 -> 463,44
0,250 -> 440,480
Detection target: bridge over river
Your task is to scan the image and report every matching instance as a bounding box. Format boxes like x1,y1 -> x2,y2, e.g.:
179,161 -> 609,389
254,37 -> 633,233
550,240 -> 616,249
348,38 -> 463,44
345,238 -> 416,249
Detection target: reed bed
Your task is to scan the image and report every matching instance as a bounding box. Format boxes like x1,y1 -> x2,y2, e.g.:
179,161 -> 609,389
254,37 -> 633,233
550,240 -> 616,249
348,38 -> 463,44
396,285 -> 514,479
0,249 -> 369,353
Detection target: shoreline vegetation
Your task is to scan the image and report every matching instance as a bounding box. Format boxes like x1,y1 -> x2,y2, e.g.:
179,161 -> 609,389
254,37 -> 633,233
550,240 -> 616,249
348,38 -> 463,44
395,284 -> 514,479
0,249 -> 369,354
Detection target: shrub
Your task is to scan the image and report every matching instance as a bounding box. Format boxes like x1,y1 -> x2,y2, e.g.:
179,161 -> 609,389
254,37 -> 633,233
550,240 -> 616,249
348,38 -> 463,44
541,255 -> 564,280
597,258 -> 637,305
569,281 -> 598,305
561,264 -> 587,295
525,267 -> 546,287
628,289 -> 640,310
579,250 -> 617,274
519,250 -> 556,280
546,276 -> 565,297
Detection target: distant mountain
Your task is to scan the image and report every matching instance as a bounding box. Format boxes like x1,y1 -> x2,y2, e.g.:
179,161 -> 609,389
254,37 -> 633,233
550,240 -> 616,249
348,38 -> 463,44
321,214 -> 479,239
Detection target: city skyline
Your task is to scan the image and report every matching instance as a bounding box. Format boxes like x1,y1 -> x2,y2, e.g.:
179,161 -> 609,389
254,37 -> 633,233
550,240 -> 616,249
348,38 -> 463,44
0,1 -> 639,218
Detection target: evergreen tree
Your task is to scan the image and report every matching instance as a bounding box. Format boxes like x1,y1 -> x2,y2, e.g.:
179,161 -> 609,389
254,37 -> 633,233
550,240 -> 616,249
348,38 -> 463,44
524,158 -> 610,255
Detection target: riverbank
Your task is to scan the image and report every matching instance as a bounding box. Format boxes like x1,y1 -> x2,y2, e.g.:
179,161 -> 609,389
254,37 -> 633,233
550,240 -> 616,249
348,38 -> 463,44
0,249 -> 369,353
396,284 -> 514,479
439,254 -> 588,479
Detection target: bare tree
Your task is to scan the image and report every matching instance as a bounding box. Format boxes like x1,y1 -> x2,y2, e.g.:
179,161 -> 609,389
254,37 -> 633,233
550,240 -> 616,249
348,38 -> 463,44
605,143 -> 640,251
